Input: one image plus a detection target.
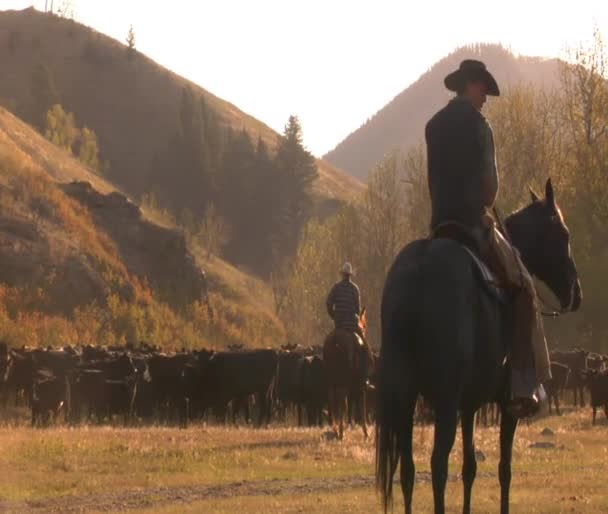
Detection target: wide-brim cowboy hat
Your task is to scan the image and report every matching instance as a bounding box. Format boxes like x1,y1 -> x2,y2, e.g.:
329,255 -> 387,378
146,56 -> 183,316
341,262 -> 353,275
444,59 -> 500,96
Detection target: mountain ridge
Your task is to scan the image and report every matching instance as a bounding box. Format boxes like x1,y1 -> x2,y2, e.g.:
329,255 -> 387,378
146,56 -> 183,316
0,7 -> 364,207
324,44 -> 561,180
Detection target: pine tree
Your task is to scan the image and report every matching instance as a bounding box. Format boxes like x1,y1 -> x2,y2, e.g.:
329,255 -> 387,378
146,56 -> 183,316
151,87 -> 215,214
126,25 -> 136,60
272,115 -> 318,263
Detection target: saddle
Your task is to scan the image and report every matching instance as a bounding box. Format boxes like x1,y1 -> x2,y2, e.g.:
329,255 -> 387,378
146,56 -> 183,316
432,222 -> 509,303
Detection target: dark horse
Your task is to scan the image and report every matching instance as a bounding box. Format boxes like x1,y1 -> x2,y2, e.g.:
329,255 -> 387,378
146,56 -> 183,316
375,179 -> 582,514
323,307 -> 370,440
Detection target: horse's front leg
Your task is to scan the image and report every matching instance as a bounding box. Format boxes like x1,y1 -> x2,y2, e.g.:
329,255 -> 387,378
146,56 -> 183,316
499,407 -> 518,514
461,410 -> 477,514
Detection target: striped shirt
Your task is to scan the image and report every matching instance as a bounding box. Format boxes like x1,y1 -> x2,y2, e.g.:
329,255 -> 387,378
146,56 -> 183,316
326,278 -> 361,331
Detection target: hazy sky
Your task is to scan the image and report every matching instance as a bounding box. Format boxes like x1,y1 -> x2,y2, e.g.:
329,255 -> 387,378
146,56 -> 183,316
4,1 -> 608,155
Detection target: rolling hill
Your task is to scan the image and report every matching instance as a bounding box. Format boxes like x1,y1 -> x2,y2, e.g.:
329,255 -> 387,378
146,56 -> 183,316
0,104 -> 285,349
0,7 -> 363,208
324,44 -> 561,180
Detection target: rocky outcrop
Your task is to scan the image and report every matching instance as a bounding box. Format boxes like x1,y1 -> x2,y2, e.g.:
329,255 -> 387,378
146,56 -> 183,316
61,181 -> 206,308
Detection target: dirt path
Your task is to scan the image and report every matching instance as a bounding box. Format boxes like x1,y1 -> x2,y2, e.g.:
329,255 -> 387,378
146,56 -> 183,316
0,471 -> 498,513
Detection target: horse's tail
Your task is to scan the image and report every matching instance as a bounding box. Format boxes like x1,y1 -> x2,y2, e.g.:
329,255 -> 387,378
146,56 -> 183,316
375,240 -> 426,512
375,341 -> 411,512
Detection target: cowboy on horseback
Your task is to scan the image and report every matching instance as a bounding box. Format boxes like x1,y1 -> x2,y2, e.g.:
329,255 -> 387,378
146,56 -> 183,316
324,262 -> 371,439
425,59 -> 551,418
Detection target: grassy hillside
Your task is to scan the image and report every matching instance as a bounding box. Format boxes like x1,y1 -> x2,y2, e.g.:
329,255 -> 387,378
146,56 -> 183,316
0,7 -> 363,208
324,44 -> 561,180
0,104 -> 285,349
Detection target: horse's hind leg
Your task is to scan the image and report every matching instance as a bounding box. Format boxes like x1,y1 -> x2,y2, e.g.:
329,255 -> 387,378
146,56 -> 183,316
461,410 -> 477,514
328,387 -> 339,437
499,408 -> 518,514
431,406 -> 458,514
400,392 -> 418,514
361,389 -> 369,439
339,389 -> 347,440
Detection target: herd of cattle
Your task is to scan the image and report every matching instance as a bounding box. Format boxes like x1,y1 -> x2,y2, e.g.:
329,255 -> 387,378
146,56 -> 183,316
0,341 -> 607,428
0,342 -> 332,427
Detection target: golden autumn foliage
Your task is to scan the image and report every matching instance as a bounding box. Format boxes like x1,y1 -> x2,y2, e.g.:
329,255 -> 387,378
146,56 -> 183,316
0,107 -> 285,350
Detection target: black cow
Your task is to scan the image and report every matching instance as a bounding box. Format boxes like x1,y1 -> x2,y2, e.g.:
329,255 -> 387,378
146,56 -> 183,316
69,369 -> 105,423
551,349 -> 589,406
587,353 -> 605,371
148,353 -> 198,423
8,348 -> 34,406
544,362 -> 570,415
32,348 -> 78,378
201,349 -> 278,426
276,351 -> 303,420
296,355 -> 326,427
586,369 -> 608,425
79,353 -> 136,380
31,374 -> 69,427
0,342 -> 12,407
98,379 -> 137,424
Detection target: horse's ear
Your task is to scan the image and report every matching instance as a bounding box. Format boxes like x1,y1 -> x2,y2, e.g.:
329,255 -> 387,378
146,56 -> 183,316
545,178 -> 555,207
530,188 -> 540,203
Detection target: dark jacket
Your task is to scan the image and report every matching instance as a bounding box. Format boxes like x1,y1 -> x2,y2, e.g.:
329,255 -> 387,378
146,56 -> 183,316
326,278 -> 361,331
426,97 -> 498,230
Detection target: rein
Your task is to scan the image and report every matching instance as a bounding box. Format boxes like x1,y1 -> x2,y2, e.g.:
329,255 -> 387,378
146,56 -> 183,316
492,206 -> 567,318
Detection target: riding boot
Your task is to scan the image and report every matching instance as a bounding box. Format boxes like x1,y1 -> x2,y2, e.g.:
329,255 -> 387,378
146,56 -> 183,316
506,289 -> 542,418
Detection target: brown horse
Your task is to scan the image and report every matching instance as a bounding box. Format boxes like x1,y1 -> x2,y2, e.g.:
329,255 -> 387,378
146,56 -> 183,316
323,307 -> 370,440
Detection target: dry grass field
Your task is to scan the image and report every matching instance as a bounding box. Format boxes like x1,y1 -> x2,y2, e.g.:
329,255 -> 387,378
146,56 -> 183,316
0,406 -> 606,513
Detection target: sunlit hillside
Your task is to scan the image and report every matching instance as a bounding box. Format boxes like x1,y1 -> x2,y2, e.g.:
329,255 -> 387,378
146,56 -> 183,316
0,105 -> 285,349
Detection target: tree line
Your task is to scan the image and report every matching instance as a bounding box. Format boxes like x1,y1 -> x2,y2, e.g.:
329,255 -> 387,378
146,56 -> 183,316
149,86 -> 318,276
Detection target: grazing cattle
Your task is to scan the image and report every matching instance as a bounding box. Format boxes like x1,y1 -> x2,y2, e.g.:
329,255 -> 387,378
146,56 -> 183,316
296,355 -> 327,426
70,369 -> 106,423
551,349 -> 589,407
587,353 -> 605,371
0,342 -> 12,406
276,350 -> 303,420
8,348 -> 34,405
200,349 -> 278,427
148,353 -> 197,423
544,362 -> 570,415
81,353 -> 136,380
31,374 -> 69,427
586,369 -> 608,425
32,348 -> 78,378
99,379 -> 137,424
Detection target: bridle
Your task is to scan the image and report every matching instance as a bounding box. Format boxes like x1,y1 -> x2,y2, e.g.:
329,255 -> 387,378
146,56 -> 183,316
534,281 -> 575,318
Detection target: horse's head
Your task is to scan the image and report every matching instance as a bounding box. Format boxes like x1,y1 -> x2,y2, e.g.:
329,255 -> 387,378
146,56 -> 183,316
505,178 -> 582,312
